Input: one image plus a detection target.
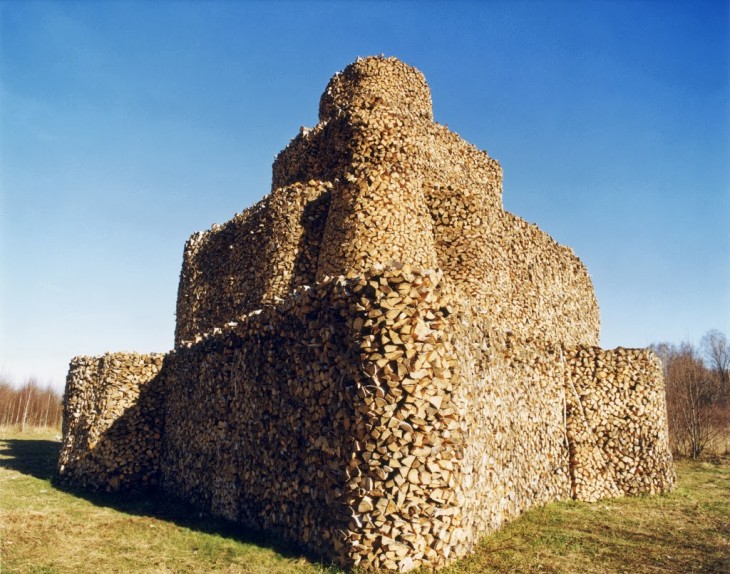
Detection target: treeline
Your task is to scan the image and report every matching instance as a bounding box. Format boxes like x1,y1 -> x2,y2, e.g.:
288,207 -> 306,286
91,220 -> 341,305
0,378 -> 63,431
652,329 -> 730,459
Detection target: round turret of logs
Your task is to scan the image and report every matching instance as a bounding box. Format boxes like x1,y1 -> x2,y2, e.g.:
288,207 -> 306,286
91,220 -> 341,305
319,55 -> 434,122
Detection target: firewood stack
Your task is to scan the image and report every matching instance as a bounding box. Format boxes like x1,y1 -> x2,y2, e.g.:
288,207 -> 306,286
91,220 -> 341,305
57,353 -> 165,492
565,346 -> 676,501
58,55 -> 675,571
452,326 -> 575,540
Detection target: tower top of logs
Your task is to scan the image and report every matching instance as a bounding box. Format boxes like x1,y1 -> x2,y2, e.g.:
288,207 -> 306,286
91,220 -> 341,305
319,56 -> 434,122
176,55 -> 600,348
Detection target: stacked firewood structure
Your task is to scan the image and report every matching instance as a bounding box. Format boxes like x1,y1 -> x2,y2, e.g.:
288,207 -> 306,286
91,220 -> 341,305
57,353 -> 165,491
58,56 -> 674,571
565,346 -> 674,501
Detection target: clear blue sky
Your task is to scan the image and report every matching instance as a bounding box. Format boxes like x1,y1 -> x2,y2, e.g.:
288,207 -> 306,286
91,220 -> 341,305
1,1 -> 728,391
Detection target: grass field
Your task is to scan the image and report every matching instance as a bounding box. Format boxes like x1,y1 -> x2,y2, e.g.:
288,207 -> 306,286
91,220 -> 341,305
1,429 -> 728,574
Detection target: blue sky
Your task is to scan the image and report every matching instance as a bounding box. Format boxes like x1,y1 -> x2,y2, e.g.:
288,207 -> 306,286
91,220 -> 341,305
1,0 -> 728,391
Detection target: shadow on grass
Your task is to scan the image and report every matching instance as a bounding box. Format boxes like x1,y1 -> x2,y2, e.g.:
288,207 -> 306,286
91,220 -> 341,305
0,438 -> 60,481
0,437 -> 339,572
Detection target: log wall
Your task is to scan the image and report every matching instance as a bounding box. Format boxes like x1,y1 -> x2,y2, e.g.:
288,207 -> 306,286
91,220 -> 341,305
454,325 -> 572,544
57,353 -> 166,491
565,346 -> 676,501
163,267 -> 472,569
56,267 -> 673,570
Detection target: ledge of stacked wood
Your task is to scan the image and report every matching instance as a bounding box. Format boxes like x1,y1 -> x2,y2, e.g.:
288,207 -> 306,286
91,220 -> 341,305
56,353 -> 166,492
174,180 -> 332,344
175,55 -> 598,348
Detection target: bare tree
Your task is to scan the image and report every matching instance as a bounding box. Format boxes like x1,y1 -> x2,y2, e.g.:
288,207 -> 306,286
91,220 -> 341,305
701,329 -> 729,388
20,381 -> 34,433
653,340 -> 724,458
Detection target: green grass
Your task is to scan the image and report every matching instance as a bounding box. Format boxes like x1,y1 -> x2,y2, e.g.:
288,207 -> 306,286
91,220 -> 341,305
1,429 -> 728,574
0,429 -> 339,574
435,458 -> 729,574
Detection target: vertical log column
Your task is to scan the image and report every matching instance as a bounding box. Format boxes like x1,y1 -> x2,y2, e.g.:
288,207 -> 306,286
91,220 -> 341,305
316,57 -> 438,280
